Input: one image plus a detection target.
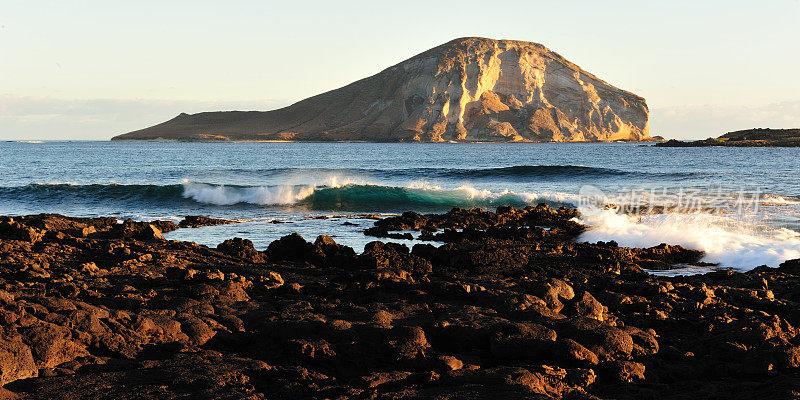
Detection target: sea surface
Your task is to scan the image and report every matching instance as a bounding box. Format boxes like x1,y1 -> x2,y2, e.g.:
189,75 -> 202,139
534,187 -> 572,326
2,141 -> 799,272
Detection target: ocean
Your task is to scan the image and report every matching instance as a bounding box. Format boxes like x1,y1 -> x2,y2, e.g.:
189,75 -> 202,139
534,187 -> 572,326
2,141 -> 799,271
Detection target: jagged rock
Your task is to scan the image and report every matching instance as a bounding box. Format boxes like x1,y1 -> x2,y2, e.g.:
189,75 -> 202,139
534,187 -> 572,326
387,326 -> 430,360
265,233 -> 318,263
110,220 -> 165,241
603,360 -> 646,382
360,241 -> 432,275
179,317 -> 215,346
20,323 -> 87,369
569,292 -> 607,321
437,355 -> 463,371
1,210 -> 800,399
178,216 -> 235,228
216,237 -> 266,263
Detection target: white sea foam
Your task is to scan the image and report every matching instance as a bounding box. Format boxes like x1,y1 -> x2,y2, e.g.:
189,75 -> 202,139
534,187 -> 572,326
576,207 -> 800,269
180,176 -> 362,205
182,182 -> 316,205
133,215 -> 184,223
762,194 -> 800,206
180,177 -> 800,270
180,178 -> 580,208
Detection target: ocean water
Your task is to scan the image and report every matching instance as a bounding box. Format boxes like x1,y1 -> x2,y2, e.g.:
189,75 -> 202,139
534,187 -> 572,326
2,141 -> 799,271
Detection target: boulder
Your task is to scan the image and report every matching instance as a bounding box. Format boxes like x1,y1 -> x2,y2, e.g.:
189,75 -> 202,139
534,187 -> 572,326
216,237 -> 266,263
0,337 -> 37,386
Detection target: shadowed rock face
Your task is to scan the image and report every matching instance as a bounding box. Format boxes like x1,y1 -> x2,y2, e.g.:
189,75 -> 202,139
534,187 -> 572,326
112,37 -> 650,142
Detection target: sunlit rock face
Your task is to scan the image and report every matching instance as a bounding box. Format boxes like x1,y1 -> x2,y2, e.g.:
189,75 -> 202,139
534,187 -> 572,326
113,37 -> 650,142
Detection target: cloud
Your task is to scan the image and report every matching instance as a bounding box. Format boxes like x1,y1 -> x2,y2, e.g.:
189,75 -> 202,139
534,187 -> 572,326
0,95 -> 293,140
651,101 -> 800,140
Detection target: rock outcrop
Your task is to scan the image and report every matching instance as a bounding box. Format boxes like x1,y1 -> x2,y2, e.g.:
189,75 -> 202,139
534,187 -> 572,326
112,37 -> 650,142
3,209 -> 800,398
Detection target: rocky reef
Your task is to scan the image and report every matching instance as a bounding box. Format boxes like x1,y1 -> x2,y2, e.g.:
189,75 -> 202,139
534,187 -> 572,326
112,37 -> 650,143
656,128 -> 800,147
1,207 -> 799,399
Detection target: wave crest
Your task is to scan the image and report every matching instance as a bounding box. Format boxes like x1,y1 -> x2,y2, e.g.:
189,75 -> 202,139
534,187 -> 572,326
180,181 -> 578,210
576,207 -> 800,269
181,181 -> 316,206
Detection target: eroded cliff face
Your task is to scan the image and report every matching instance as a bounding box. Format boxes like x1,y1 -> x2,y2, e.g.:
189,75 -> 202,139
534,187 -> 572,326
113,38 -> 650,142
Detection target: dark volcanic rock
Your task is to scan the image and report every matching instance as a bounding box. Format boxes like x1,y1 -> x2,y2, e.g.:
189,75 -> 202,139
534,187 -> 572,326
216,237 -> 266,263
1,210 -> 800,399
178,215 -> 236,228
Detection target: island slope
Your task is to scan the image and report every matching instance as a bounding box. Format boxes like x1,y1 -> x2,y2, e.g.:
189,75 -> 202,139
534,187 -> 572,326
113,37 -> 650,143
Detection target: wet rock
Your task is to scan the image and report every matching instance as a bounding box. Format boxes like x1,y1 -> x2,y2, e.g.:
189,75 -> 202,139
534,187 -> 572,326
178,216 -> 235,228
146,220 -> 179,234
109,220 -> 165,240
139,224 -> 165,241
312,235 -> 356,267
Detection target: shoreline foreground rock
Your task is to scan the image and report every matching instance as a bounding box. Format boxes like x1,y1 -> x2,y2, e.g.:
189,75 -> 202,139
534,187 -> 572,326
2,207 -> 800,398
112,37 -> 651,143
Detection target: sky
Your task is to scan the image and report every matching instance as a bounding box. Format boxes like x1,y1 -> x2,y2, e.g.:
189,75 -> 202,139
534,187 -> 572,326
1,0 -> 799,140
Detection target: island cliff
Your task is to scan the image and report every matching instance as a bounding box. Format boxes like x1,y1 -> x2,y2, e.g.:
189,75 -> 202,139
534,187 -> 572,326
112,38 -> 650,142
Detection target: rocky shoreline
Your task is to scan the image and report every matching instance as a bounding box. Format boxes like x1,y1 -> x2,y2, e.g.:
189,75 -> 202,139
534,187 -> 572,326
1,207 -> 799,399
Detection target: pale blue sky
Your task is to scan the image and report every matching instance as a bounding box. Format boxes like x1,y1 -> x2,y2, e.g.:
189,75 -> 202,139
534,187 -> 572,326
1,0 -> 799,139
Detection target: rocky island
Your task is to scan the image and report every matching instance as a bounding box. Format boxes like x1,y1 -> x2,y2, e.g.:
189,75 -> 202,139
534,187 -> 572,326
112,38 -> 651,143
656,128 -> 800,147
2,206 -> 800,399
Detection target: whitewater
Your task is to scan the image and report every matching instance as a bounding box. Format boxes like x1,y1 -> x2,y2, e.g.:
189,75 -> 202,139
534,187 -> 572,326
1,141 -> 799,272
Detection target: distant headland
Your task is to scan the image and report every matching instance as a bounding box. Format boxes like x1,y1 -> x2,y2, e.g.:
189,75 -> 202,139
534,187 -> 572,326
112,37 -> 651,143
656,128 -> 800,147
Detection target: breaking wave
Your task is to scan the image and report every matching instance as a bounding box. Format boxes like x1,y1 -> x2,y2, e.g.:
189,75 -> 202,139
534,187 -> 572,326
4,180 -> 799,270
0,181 -> 578,211
762,194 -> 800,206
181,181 -> 579,211
576,207 -> 800,269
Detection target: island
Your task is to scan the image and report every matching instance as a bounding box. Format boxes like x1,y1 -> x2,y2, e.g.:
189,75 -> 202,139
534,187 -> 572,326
655,128 -> 800,147
112,37 -> 652,143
